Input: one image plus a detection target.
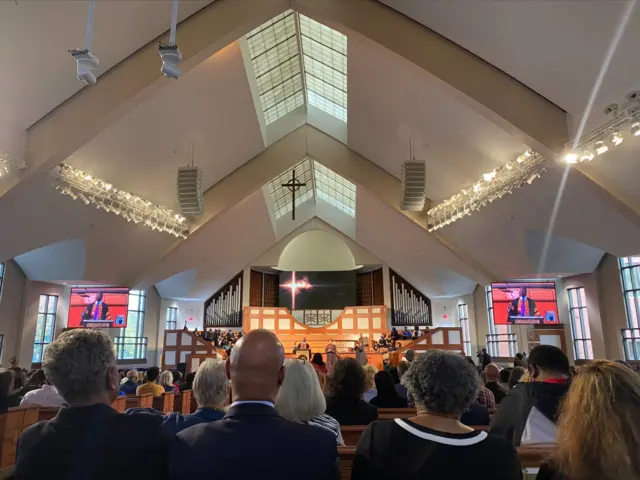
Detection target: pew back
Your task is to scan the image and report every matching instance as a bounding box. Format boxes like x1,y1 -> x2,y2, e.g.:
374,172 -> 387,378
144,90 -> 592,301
111,396 -> 127,413
174,390 -> 192,415
0,406 -> 40,468
152,392 -> 175,414
125,393 -> 154,410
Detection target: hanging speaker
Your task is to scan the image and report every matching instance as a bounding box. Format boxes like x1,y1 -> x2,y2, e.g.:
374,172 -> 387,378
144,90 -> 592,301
400,161 -> 426,211
177,166 -> 204,216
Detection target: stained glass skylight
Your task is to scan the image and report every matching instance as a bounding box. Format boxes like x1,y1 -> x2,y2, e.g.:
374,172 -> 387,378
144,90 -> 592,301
313,161 -> 355,217
246,11 -> 305,125
266,159 -> 314,219
299,15 -> 347,122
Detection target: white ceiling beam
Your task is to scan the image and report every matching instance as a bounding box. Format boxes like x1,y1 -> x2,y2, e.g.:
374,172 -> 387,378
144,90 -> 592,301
3,0 -> 289,199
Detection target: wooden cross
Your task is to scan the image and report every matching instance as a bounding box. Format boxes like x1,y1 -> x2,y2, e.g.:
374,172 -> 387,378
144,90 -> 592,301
281,169 -> 306,220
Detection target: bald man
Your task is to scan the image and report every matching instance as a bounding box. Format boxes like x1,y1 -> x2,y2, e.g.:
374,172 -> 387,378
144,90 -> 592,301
171,330 -> 339,480
484,363 -> 508,404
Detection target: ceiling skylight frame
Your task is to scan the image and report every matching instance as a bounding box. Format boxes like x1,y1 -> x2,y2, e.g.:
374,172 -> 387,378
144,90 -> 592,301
246,10 -> 305,125
313,161 -> 356,217
266,159 -> 314,219
299,14 -> 348,122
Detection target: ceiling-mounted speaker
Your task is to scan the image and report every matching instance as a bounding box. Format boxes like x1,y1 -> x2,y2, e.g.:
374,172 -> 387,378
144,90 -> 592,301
400,161 -> 426,211
177,166 -> 204,216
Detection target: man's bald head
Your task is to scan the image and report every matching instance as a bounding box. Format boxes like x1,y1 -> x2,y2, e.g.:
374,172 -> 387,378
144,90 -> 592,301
227,330 -> 285,403
484,363 -> 500,382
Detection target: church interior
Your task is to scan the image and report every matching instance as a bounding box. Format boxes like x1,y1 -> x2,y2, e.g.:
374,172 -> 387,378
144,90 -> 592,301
1,0 -> 640,477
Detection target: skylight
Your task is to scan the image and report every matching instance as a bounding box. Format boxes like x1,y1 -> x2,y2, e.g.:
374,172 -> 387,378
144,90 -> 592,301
246,11 -> 305,125
299,15 -> 348,122
266,159 -> 314,218
313,161 -> 355,217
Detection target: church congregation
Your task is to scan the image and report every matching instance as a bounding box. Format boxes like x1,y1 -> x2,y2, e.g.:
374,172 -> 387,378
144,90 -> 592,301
1,0 -> 640,479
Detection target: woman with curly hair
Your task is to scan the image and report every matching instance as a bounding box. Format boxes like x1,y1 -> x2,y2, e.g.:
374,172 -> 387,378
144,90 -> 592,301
537,360 -> 640,480
324,358 -> 378,425
352,350 -> 521,480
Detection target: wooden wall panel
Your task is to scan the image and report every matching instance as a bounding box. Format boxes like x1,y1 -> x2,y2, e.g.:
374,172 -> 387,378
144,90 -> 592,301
249,269 -> 263,307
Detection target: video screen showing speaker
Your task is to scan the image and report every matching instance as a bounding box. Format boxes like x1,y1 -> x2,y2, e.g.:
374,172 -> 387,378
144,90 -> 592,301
279,271 -> 356,310
69,287 -> 130,328
491,282 -> 559,325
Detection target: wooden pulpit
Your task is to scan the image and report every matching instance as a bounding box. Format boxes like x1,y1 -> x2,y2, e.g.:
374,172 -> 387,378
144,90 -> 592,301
295,349 -> 311,361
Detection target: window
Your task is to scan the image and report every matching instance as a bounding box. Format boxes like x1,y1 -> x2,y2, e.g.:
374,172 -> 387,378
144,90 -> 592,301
619,256 -> 640,329
299,14 -> 348,122
166,307 -> 178,330
457,303 -> 471,356
313,161 -> 356,217
266,159 -> 314,219
486,286 -> 517,358
567,287 -> 593,360
0,262 -> 4,301
116,290 -> 146,360
33,294 -> 58,364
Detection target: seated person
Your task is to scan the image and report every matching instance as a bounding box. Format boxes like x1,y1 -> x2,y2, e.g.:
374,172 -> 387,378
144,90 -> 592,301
536,360 -> 640,480
0,369 -> 20,413
508,367 -> 526,389
352,350 -> 521,479
412,325 -> 420,339
136,366 -> 166,397
171,330 -> 338,480
159,370 -> 178,394
484,364 -> 508,403
119,370 -> 139,395
126,359 -> 228,436
325,358 -> 378,425
460,403 -> 491,426
362,365 -> 378,403
370,370 -> 408,408
15,329 -> 169,479
395,361 -> 409,399
179,372 -> 196,392
20,373 -> 64,408
499,367 -> 512,389
389,327 -> 400,341
490,345 -> 570,446
402,327 -> 412,339
275,358 -> 343,445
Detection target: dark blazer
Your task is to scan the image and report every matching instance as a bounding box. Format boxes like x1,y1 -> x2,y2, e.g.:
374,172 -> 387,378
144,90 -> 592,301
325,396 -> 378,425
16,403 -> 169,480
119,379 -> 138,395
485,381 -> 508,404
171,403 -> 339,480
126,406 -> 225,436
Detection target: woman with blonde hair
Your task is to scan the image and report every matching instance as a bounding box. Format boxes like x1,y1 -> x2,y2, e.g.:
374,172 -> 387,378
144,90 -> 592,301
159,370 -> 178,394
537,360 -> 640,480
362,365 -> 377,402
275,358 -> 343,444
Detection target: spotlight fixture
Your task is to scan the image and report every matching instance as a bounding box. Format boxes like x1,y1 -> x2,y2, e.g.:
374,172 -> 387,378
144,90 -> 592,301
581,150 -> 595,162
594,141 -> 609,155
50,164 -> 189,239
159,0 -> 182,80
631,122 -> 640,137
563,150 -> 580,164
610,131 -> 624,146
69,0 -> 99,85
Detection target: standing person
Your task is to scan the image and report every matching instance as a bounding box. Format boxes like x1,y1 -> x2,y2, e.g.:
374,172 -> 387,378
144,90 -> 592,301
478,348 -> 492,369
325,339 -> 338,375
536,360 -> 640,480
15,329 -> 169,479
293,337 -> 310,357
81,292 -> 111,325
352,351 -> 521,479
484,364 -> 508,404
171,330 -> 338,480
354,340 -> 367,366
490,345 -> 571,446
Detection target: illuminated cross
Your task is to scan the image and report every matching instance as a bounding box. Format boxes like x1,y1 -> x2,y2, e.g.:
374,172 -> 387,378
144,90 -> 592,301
281,169 -> 306,220
280,271 -> 311,310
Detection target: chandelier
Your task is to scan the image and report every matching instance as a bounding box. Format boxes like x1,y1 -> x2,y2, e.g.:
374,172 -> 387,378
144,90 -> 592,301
427,90 -> 640,232
50,164 -> 189,239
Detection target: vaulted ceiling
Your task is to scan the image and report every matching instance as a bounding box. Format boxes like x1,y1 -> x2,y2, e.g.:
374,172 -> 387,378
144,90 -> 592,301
1,0 -> 639,300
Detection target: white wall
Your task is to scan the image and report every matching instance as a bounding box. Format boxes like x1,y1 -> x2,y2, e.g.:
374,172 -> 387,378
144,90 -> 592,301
596,254 -> 627,360
0,260 -> 26,364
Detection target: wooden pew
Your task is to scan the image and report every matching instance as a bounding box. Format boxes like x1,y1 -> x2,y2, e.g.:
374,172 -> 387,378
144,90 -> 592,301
37,407 -> 59,422
174,390 -> 192,415
111,396 -> 127,413
0,406 -> 39,469
338,446 -> 355,480
125,393 -> 154,410
152,392 -> 175,414
377,408 -> 416,419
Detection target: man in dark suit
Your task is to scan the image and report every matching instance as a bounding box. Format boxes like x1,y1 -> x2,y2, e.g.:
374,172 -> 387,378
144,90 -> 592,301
81,292 -> 111,326
171,329 -> 338,480
16,329 -> 169,480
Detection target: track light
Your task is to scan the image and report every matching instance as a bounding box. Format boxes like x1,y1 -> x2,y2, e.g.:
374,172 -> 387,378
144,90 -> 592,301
159,0 -> 182,80
595,141 -> 609,155
70,0 -> 99,85
610,131 -> 624,146
581,150 -> 595,162
563,150 -> 579,164
631,122 -> 640,137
